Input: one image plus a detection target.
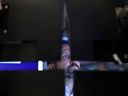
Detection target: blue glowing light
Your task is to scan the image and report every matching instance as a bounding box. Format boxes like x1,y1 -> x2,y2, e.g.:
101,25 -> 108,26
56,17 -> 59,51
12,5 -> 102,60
0,61 -> 38,70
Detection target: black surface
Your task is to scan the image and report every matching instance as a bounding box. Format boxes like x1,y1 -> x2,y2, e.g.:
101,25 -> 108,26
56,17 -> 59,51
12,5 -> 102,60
67,0 -> 117,60
74,71 -> 128,96
93,41 -> 114,61
93,41 -> 128,62
0,41 -> 37,61
5,0 -> 63,60
3,71 -> 64,96
123,0 -> 128,4
114,0 -> 124,6
0,72 -> 10,96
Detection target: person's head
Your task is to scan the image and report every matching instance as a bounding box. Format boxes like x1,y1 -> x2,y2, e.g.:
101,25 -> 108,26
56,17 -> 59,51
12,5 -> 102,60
0,0 -> 3,11
61,43 -> 71,69
48,43 -> 80,71
61,43 -> 71,58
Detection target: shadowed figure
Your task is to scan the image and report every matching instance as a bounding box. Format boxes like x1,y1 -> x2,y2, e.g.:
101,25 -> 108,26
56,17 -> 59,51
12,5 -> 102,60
48,43 -> 80,96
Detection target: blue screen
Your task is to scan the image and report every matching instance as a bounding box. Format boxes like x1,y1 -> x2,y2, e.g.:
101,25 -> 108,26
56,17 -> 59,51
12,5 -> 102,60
0,61 -> 38,70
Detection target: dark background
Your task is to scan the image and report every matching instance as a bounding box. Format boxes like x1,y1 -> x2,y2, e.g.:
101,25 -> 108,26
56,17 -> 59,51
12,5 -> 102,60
74,71 -> 128,96
0,71 -> 64,96
0,0 -> 63,61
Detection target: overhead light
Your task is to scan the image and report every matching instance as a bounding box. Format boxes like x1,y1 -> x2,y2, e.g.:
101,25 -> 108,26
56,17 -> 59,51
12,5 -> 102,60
62,36 -> 69,41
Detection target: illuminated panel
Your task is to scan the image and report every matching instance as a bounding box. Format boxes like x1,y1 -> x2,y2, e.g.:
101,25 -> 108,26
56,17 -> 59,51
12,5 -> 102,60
0,61 -> 38,70
0,61 -> 21,64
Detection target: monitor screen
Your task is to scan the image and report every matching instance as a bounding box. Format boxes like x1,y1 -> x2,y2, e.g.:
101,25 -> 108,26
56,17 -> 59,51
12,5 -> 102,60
7,0 -> 63,60
67,0 -> 117,60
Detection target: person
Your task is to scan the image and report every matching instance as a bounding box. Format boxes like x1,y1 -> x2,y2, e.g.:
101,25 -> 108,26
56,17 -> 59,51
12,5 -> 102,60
48,43 -> 80,96
48,42 -> 80,71
0,0 -> 3,11
61,42 -> 80,71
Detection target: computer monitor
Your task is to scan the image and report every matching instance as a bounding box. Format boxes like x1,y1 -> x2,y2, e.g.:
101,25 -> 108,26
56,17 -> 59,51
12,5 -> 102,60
74,71 -> 128,96
2,71 -> 64,96
6,0 -> 63,60
67,0 -> 117,60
